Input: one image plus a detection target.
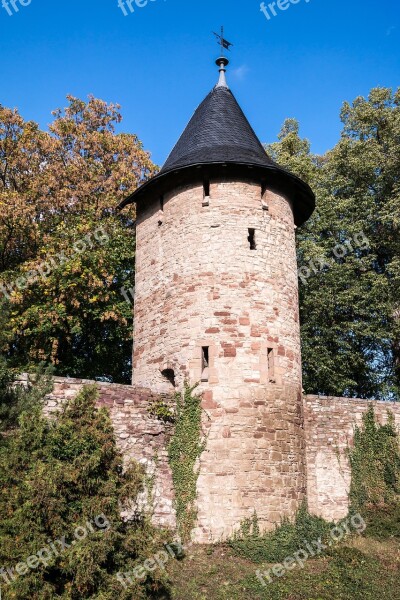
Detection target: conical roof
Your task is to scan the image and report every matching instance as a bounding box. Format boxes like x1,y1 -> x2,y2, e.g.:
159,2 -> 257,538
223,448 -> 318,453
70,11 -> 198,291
119,59 -> 315,226
161,85 -> 278,173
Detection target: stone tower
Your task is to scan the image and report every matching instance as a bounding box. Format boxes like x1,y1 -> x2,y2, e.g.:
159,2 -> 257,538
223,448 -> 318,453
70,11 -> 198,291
119,56 -> 315,542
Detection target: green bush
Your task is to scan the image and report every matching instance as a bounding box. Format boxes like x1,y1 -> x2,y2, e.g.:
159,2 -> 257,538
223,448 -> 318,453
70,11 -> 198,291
349,406 -> 400,510
361,502 -> 400,540
149,399 -> 176,424
0,362 -> 53,434
0,302 -> 54,434
228,504 -> 332,564
0,383 -> 172,599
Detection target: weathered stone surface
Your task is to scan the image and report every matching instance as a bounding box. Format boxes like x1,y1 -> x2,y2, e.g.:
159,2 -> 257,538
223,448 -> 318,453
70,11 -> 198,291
41,377 -> 400,539
304,395 -> 400,522
133,178 -> 306,542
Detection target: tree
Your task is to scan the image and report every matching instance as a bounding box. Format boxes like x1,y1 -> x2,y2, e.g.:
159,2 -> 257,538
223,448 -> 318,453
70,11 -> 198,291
0,96 -> 157,382
0,382 -> 171,599
0,300 -> 53,433
0,106 -> 46,272
268,89 -> 400,399
326,88 -> 400,398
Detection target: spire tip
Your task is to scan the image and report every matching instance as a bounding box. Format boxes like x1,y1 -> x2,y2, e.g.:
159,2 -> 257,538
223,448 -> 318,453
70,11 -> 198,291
216,56 -> 229,88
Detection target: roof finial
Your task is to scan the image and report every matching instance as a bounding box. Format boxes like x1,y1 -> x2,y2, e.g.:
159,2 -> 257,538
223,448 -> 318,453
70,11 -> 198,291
212,27 -> 233,89
216,56 -> 229,88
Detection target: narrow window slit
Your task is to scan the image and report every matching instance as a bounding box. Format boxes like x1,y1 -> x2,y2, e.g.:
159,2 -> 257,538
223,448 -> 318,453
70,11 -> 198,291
158,195 -> 164,226
261,182 -> 267,197
267,348 -> 275,383
248,228 -> 256,250
201,347 -> 210,382
203,179 -> 210,206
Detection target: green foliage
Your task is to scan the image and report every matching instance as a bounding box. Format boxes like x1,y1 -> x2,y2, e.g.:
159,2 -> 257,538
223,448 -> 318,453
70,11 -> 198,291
0,361 -> 53,434
0,382 -> 171,599
362,502 -> 400,540
0,303 -> 54,432
349,406 -> 400,512
0,96 -> 157,383
266,118 -> 321,186
270,88 -> 400,399
6,213 -> 136,383
168,384 -> 206,542
228,504 -> 332,564
149,399 -> 176,424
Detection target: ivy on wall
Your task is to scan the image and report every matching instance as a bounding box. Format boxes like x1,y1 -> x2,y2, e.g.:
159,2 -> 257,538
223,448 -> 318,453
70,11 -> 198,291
168,384 -> 206,541
349,406 -> 400,510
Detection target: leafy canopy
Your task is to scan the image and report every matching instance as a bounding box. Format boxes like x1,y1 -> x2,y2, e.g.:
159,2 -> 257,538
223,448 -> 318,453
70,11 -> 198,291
0,96 -> 157,382
267,87 -> 400,399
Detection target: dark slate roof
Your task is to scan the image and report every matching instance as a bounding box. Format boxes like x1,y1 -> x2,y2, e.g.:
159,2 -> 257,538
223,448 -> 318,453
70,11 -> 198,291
119,79 -> 315,226
161,86 -> 278,172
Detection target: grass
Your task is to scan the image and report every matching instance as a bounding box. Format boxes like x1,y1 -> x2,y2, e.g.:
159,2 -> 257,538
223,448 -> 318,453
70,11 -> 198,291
165,503 -> 400,600
167,537 -> 400,600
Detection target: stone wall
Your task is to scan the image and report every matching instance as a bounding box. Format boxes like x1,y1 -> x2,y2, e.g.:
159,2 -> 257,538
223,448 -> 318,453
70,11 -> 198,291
195,383 -> 306,542
304,395 -> 400,522
39,376 -> 400,541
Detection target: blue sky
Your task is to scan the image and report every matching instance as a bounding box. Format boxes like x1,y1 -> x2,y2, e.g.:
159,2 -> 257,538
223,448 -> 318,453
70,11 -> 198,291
0,0 -> 398,166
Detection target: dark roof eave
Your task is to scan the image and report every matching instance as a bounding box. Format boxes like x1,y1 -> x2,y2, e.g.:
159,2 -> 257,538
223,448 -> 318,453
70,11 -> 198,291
117,161 -> 315,227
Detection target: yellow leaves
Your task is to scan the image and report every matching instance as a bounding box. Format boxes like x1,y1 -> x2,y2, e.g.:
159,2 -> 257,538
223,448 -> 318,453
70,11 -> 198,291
10,291 -> 23,305
1,95 -> 139,379
100,311 -> 119,322
51,338 -> 59,363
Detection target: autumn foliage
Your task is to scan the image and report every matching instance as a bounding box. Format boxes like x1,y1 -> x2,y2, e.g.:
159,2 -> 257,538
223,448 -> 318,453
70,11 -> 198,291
0,96 -> 157,382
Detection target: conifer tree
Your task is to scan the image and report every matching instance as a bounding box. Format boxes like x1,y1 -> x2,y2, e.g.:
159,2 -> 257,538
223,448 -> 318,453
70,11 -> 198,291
0,382 -> 171,599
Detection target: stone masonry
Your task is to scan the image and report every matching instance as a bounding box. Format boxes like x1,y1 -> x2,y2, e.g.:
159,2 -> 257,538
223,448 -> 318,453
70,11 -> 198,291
304,395 -> 400,522
133,178 -> 306,542
133,179 -> 302,393
41,376 -> 400,541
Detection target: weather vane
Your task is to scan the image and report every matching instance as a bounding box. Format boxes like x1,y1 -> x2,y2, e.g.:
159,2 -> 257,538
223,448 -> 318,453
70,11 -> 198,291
213,26 -> 233,57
